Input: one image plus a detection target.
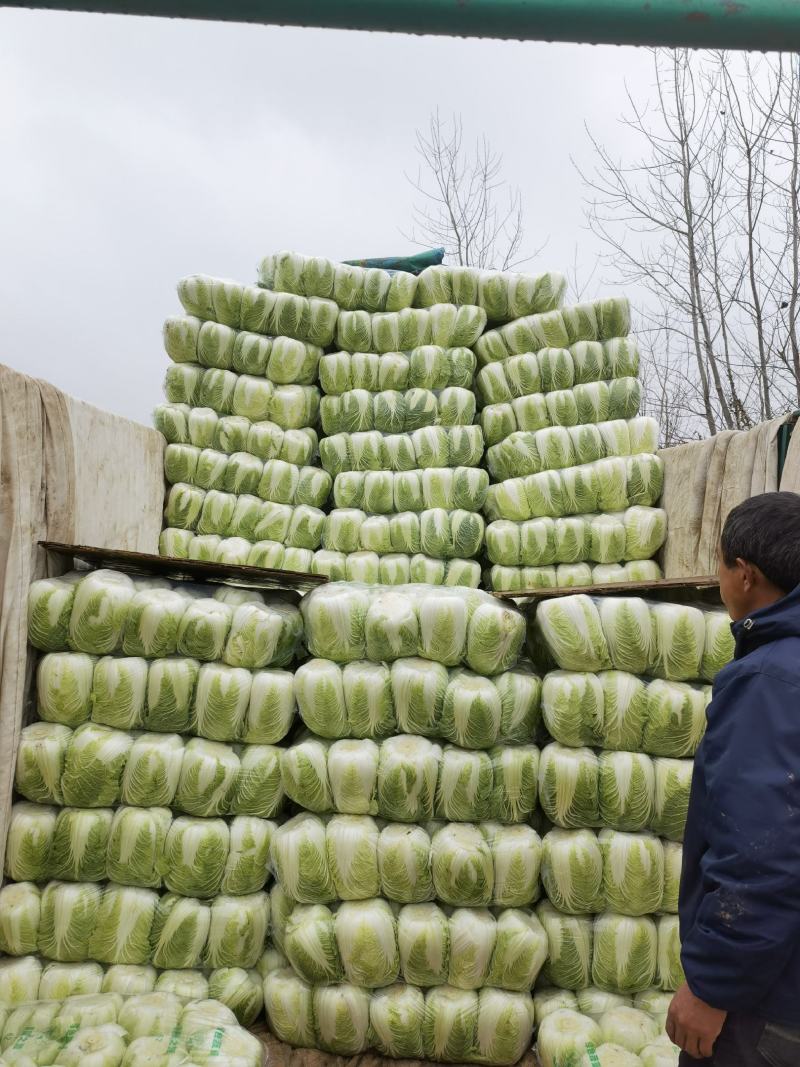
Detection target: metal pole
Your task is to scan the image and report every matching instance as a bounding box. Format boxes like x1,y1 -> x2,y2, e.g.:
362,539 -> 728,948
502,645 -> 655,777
3,0 -> 800,50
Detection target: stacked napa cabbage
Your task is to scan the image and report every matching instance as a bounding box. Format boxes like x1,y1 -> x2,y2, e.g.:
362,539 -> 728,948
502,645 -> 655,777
521,593 -> 730,1010
157,269 -> 340,567
471,297 -> 667,592
0,989 -> 265,1063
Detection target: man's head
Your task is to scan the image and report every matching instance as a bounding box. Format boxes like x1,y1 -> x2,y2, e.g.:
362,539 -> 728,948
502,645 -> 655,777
719,492 -> 800,620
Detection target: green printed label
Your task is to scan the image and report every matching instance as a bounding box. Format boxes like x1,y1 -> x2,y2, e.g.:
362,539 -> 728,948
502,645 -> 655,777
584,1041 -> 602,1067
209,1026 -> 225,1056
13,1026 -> 34,1050
62,1023 -> 80,1045
167,1025 -> 183,1053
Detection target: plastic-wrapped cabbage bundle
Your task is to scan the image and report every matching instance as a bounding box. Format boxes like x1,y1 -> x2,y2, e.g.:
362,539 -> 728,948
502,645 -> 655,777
335,303 -> 487,354
119,732 -> 184,808
650,758 -> 693,842
643,680 -> 706,758
537,903 -> 594,990
598,751 -> 655,832
542,670 -> 603,748
533,988 -> 580,1025
5,802 -> 58,883
592,913 -> 658,994
536,595 -> 611,672
0,882 -> 41,955
35,652 -> 95,728
259,251 -> 417,311
657,915 -> 684,992
416,265 -> 566,322
537,1008 -> 601,1067
700,610 -> 734,681
599,1005 -> 659,1054
599,830 -> 664,917
301,583 -> 524,675
541,828 -> 604,915
539,744 -> 600,829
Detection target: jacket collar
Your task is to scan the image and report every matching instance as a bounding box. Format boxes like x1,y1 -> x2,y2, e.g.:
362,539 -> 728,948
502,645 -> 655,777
731,582 -> 800,658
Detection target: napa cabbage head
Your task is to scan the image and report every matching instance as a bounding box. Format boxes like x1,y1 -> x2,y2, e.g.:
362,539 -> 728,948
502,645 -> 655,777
598,752 -> 655,833
313,983 -> 371,1055
592,912 -> 658,994
536,595 -> 611,672
537,1008 -> 601,1067
377,823 -> 434,904
5,802 -> 57,883
541,828 -> 604,915
326,814 -> 380,899
335,898 -> 400,988
262,968 -> 315,1048
369,984 -> 425,1059
600,1005 -> 659,1054
537,902 -> 594,991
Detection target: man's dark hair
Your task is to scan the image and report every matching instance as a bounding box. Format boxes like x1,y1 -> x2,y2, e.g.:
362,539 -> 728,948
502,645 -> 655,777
721,491 -> 800,593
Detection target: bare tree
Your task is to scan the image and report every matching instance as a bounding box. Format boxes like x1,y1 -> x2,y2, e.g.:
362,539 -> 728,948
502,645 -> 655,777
405,112 -> 530,269
578,49 -> 800,442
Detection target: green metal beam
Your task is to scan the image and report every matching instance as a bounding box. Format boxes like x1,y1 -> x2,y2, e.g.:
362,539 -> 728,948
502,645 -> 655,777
4,0 -> 800,49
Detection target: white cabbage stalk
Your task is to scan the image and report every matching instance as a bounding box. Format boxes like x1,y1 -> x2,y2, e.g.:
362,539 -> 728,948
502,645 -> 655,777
207,967 -> 264,1026
263,968 -> 316,1048
101,964 -> 157,995
116,990 -> 182,1039
68,570 -> 135,655
0,882 -> 40,955
643,680 -> 707,758
193,661 -> 251,742
61,723 -> 133,807
28,572 -> 82,651
600,830 -> 665,917
0,956 -> 42,1006
541,828 -> 604,914
174,738 -> 239,817
576,987 -> 633,1020
599,671 -> 648,753
537,902 -> 594,990
5,801 -> 57,882
474,987 -> 537,1066
485,908 -> 548,992
143,657 -> 198,734
641,1035 -> 681,1066
489,744 -> 539,823
439,670 -> 501,749
284,903 -> 341,985
13,721 -> 72,798
49,806 -> 112,881
313,983 -> 372,1055
592,912 -> 658,994
150,895 -> 210,969
435,746 -> 493,822
326,814 -> 380,899
657,915 -> 685,992
122,588 -> 187,658
662,842 -> 682,913
271,813 -> 336,904
90,655 -> 147,730
342,660 -> 396,739
534,988 -> 579,1025
599,597 -> 655,675
39,961 -> 104,1000
377,735 -> 441,822
370,983 -> 426,1059
120,732 -> 184,808
38,880 -> 102,962
422,986 -> 479,1063
701,611 -> 735,682
232,743 -> 283,819
88,884 -> 158,965
542,670 -> 604,748
176,597 -> 232,661
490,823 -> 542,907
56,1022 -> 129,1067
536,595 -> 611,672
281,734 -> 332,813
295,659 -> 347,737
204,892 -> 269,968
431,823 -> 493,906
36,652 -> 95,727
600,1006 -> 659,1053
397,903 -> 450,987
163,815 -> 229,898
650,603 -> 706,681
377,823 -> 434,904
221,815 -> 273,895
598,751 -> 655,832
335,898 -> 400,988
539,744 -> 600,829
537,1008 -> 601,1067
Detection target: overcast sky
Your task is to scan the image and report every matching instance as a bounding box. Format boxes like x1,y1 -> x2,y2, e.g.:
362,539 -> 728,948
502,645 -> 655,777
0,10 -> 654,425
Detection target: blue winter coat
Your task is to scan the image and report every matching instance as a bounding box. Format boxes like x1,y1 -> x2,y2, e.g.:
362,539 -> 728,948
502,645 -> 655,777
680,584 -> 800,1024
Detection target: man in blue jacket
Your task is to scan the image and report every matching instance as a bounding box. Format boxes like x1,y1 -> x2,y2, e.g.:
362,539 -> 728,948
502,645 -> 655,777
667,492 -> 800,1065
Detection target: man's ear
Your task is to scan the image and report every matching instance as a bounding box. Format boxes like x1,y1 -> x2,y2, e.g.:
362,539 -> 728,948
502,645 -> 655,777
737,557 -> 761,591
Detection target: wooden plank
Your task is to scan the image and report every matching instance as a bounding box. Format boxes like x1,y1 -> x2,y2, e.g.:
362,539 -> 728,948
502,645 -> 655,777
492,575 -> 719,602
40,541 -> 328,595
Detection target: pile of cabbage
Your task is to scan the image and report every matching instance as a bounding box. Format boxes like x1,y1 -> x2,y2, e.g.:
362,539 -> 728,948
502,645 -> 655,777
537,1005 -> 679,1066
0,989 -> 265,1065
0,950 -> 286,1027
517,593 -> 734,1022
469,296 -> 667,592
